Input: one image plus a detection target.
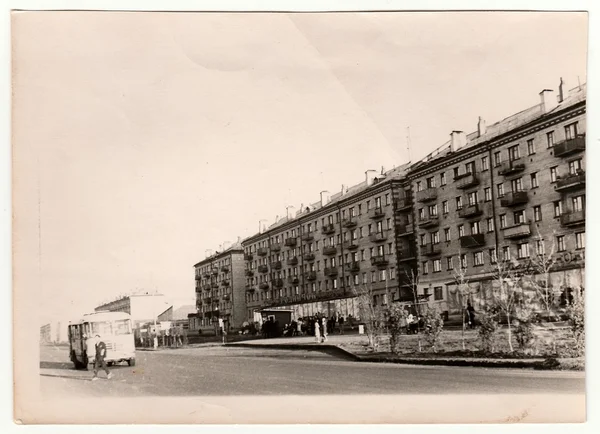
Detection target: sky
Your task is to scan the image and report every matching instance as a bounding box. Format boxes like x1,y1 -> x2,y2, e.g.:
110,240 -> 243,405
10,11 -> 588,326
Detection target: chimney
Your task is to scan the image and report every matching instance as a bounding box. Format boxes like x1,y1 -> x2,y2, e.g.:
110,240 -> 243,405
286,206 -> 296,219
477,117 -> 486,137
365,169 -> 377,186
539,88 -> 558,113
320,191 -> 331,206
340,184 -> 347,196
259,219 -> 268,234
450,131 -> 467,152
558,77 -> 566,103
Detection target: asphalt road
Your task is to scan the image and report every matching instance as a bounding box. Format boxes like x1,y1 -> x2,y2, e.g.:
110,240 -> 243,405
40,344 -> 584,398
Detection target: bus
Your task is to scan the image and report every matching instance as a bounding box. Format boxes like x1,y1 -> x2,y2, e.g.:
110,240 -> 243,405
68,311 -> 136,370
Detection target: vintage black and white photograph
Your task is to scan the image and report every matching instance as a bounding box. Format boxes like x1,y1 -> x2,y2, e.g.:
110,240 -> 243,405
11,3 -> 591,425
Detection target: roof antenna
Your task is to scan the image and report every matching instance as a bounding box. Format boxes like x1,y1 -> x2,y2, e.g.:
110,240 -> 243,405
406,126 -> 412,163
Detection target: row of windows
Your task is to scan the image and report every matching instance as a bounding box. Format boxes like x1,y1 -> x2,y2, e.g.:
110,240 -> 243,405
195,258 -> 231,277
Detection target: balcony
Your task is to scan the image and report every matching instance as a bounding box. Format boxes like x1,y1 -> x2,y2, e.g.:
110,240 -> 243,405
422,243 -> 441,257
503,223 -> 531,239
369,230 -> 388,243
398,250 -> 416,262
560,210 -> 585,227
287,276 -> 299,285
204,297 -> 212,304
323,245 -> 337,256
370,255 -> 389,268
324,267 -> 339,277
203,271 -> 210,278
500,191 -> 528,207
498,160 -> 526,176
211,267 -> 219,275
460,233 -> 486,249
273,279 -> 284,289
221,265 -> 229,273
458,204 -> 483,218
195,274 -> 201,281
204,285 -> 212,292
271,261 -> 282,270
347,261 -> 360,273
245,285 -> 256,293
304,271 -> 317,281
258,264 -> 269,273
394,197 -> 412,211
221,280 -> 230,287
416,188 -> 437,203
245,269 -> 254,277
301,232 -> 314,242
211,282 -> 219,289
286,256 -> 298,266
454,172 -> 479,189
223,294 -> 230,301
259,282 -> 269,290
398,224 -> 414,236
342,217 -> 357,228
257,247 -> 268,257
284,237 -> 297,247
555,172 -> 585,192
303,253 -> 315,262
321,223 -> 336,235
369,206 -> 386,220
270,243 -> 281,252
244,253 -> 253,261
553,134 -> 586,158
418,216 -> 439,228
343,239 -> 359,250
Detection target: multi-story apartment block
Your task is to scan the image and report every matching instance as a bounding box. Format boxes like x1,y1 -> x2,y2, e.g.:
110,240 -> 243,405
241,165 -> 417,322
408,80 -> 586,319
194,240 -> 246,330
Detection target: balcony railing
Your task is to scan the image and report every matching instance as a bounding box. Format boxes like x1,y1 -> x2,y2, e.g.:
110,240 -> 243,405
500,191 -> 528,207
271,261 -> 282,270
347,261 -> 360,272
195,274 -> 202,281
303,253 -> 315,262
221,266 -> 229,273
211,267 -> 219,275
341,217 -> 357,228
460,233 -> 486,249
369,230 -> 388,243
211,282 -> 219,289
324,267 -> 339,277
418,216 -> 440,228
244,253 -> 253,261
416,188 -> 437,203
555,172 -> 585,192
270,243 -> 281,252
398,250 -> 416,262
370,255 -> 389,267
284,237 -> 297,247
503,223 -> 531,239
458,203 -> 483,218
259,282 -> 269,290
245,269 -> 254,277
245,285 -> 256,292
204,285 -> 212,292
422,243 -> 441,256
323,245 -> 337,256
560,210 -> 585,227
301,232 -> 314,242
223,294 -> 230,301
286,256 -> 298,266
321,223 -> 336,235
498,160 -> 526,176
258,264 -> 269,273
398,223 -> 414,236
203,272 -> 210,278
369,206 -> 385,219
454,172 -> 479,189
221,280 -> 230,287
394,197 -> 412,211
287,276 -> 299,285
553,134 -> 586,157
304,271 -> 317,281
273,278 -> 284,288
343,239 -> 359,250
257,247 -> 268,256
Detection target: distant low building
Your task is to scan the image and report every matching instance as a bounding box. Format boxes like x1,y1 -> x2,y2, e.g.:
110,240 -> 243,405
95,293 -> 171,327
40,321 -> 68,344
157,304 -> 196,329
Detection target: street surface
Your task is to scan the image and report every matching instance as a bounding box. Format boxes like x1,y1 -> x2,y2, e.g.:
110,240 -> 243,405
41,344 -> 584,397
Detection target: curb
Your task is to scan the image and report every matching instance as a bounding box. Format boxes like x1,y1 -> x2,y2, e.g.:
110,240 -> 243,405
225,343 -> 361,361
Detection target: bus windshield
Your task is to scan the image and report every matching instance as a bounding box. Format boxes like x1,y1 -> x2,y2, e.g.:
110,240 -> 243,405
88,321 -> 112,336
114,319 -> 132,335
83,319 -> 133,336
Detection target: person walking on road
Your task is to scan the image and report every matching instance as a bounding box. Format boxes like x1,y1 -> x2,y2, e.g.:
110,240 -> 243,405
321,316 -> 328,343
91,334 -> 112,381
338,315 -> 345,335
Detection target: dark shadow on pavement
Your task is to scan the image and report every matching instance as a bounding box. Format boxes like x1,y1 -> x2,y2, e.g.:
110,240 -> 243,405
40,361 -> 74,370
40,373 -> 92,381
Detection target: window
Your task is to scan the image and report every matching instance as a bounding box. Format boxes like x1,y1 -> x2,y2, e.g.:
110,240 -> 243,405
497,183 -> 505,197
553,201 -> 563,217
530,172 -> 538,189
371,271 -> 377,283
474,251 -> 484,266
379,270 -> 387,281
576,232 -> 585,249
446,256 -> 454,270
360,250 -> 366,261
456,196 -> 463,210
517,243 -> 530,259
433,259 -> 442,272
508,144 -> 520,161
499,214 -> 507,229
385,194 -> 390,206
419,208 -> 425,220
494,151 -> 502,167
481,156 -> 489,171
444,228 -> 451,242
556,235 -> 565,252
470,221 -> 481,235
426,176 -> 436,188
489,248 -> 497,263
547,131 -> 555,148
362,273 -> 367,284
502,246 -> 511,261
467,191 -> 478,206
572,195 -> 585,212
390,268 -> 395,279
458,224 -> 465,237
366,200 -> 371,210
465,161 -> 475,174
420,234 -> 426,246
511,178 -> 523,193
429,204 -> 438,216
486,218 -> 494,232
422,261 -> 429,275
460,254 -> 467,269
442,200 -> 449,214
434,287 -> 443,301
568,159 -> 582,175
550,166 -> 558,183
513,210 -> 525,224
527,139 -> 535,155
534,206 -> 542,222
431,231 -> 440,244
565,122 -> 578,140
535,239 -> 545,255
440,172 -> 446,186
484,187 -> 491,202
453,167 -> 459,178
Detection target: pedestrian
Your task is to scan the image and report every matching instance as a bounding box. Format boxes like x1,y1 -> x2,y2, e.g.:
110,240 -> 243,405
466,302 -> 476,328
314,318 -> 321,343
321,316 -> 328,343
90,334 -> 112,381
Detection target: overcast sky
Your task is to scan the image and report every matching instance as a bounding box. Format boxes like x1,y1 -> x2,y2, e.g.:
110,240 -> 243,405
11,11 -> 587,325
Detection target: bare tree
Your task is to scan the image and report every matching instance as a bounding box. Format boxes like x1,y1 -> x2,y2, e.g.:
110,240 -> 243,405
452,250 -> 476,351
527,229 -> 559,316
404,268 -> 422,352
352,284 -> 385,351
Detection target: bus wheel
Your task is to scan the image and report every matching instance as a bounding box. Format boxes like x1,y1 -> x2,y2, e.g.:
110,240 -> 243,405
127,358 -> 136,367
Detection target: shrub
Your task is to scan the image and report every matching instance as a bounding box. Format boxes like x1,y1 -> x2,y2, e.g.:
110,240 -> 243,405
567,293 -> 585,357
513,306 -> 536,354
478,307 -> 499,353
423,307 -> 444,352
385,303 -> 407,354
